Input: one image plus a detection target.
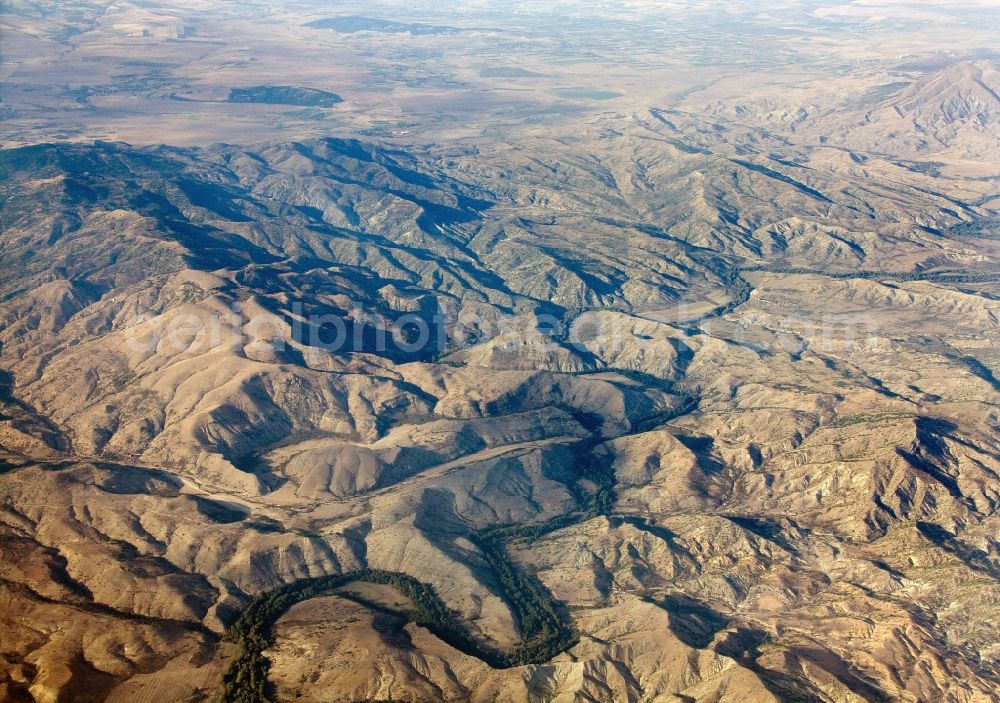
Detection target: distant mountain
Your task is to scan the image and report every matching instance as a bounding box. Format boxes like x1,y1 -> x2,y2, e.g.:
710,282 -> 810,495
480,67 -> 543,78
228,86 -> 343,108
698,59 -> 1000,163
889,60 -> 1000,128
305,15 -> 462,35
840,60 -> 1000,160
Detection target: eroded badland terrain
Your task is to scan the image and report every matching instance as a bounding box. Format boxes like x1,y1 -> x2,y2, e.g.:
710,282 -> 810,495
1,1 -> 1000,701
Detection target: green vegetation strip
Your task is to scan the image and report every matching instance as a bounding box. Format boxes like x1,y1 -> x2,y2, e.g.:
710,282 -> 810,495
740,265 -> 1000,284
222,565 -> 577,702
472,535 -> 577,665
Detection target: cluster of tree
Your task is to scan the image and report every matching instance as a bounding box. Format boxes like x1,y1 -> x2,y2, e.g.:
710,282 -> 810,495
740,264 -> 1000,284
222,560 -> 580,701
632,392 -> 698,435
479,435 -> 619,551
358,570 -> 507,667
482,510 -> 585,545
947,218 -> 1000,240
223,572 -> 355,703
472,533 -> 578,665
713,270 -> 754,317
578,440 -> 618,519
